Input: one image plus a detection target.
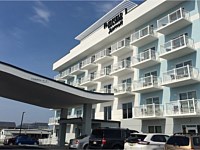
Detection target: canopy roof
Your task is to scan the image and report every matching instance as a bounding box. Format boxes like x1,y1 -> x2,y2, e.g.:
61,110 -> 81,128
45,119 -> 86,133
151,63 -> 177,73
0,61 -> 114,109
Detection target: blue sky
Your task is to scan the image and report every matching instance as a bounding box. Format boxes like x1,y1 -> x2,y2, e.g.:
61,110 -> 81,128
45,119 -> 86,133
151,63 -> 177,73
0,0 -> 143,125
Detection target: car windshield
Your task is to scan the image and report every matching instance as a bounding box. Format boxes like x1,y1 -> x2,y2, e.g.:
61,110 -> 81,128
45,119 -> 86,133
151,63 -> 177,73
76,135 -> 88,139
193,137 -> 200,146
129,134 -> 147,141
167,136 -> 189,146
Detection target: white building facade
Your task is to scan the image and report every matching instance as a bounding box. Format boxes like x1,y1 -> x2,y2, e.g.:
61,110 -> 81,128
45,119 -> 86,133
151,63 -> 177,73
51,0 -> 200,141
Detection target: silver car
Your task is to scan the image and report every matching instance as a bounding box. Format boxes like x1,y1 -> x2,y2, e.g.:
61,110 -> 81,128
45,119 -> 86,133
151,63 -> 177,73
69,135 -> 89,149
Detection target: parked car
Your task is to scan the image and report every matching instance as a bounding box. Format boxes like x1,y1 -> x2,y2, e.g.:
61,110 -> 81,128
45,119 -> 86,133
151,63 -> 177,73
3,136 -> 19,145
15,135 -> 39,145
165,133 -> 200,150
124,133 -> 169,150
88,127 -> 138,149
69,134 -> 89,149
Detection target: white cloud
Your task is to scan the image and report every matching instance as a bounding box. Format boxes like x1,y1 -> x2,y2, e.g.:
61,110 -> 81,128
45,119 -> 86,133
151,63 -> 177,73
90,1 -> 121,18
30,1 -> 51,26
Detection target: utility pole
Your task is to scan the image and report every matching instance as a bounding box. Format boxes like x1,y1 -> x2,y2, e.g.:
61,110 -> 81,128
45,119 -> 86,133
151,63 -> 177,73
19,112 -> 25,135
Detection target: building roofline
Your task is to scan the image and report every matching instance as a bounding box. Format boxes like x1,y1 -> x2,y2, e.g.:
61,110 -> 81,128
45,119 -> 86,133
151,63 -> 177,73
75,0 -> 137,41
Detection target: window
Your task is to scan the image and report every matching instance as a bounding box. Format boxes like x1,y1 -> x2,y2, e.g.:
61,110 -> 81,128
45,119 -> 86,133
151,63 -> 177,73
151,135 -> 169,142
179,91 -> 196,100
148,126 -> 162,133
122,102 -> 132,119
122,78 -> 132,91
146,97 -> 159,104
104,65 -> 111,75
144,71 -> 158,86
90,71 -> 96,80
104,84 -> 112,93
91,108 -> 95,119
67,110 -> 71,117
122,57 -> 131,68
76,109 -> 82,118
104,106 -> 111,120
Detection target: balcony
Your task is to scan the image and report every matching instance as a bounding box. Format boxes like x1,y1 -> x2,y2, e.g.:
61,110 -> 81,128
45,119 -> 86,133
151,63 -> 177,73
157,8 -> 191,35
132,49 -> 160,69
162,65 -> 200,87
159,35 -> 195,60
71,64 -> 85,75
110,60 -> 134,76
81,56 -> 97,70
110,38 -> 132,56
74,78 -> 85,88
165,99 -> 200,118
93,68 -> 113,82
48,117 -> 60,125
80,74 -> 97,86
100,88 -> 113,94
132,76 -> 162,93
130,25 -> 157,47
94,48 -> 113,64
134,104 -> 164,119
113,83 -> 134,98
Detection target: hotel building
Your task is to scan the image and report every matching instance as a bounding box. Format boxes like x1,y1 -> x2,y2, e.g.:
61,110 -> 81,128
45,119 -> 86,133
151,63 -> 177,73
50,0 -> 200,141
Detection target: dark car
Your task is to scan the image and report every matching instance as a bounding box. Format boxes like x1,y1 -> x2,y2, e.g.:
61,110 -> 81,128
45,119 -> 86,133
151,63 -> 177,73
3,136 -> 18,145
89,127 -> 137,149
15,135 -> 39,145
69,134 -> 89,149
165,133 -> 200,150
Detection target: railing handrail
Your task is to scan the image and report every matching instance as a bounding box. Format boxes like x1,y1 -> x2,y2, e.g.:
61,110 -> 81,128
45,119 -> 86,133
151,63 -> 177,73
111,38 -> 130,52
134,103 -> 163,108
131,25 -> 154,41
95,49 -> 111,60
112,59 -> 131,67
132,49 -> 157,63
166,98 -> 199,105
163,65 -> 198,75
135,75 -> 160,82
157,8 -> 190,28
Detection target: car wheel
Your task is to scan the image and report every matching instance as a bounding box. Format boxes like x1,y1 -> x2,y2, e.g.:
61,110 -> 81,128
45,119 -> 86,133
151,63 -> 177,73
83,144 -> 89,149
18,143 -> 22,145
34,142 -> 38,145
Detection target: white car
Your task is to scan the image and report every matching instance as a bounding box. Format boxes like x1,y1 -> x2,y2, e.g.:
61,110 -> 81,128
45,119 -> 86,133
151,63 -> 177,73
124,133 -> 169,150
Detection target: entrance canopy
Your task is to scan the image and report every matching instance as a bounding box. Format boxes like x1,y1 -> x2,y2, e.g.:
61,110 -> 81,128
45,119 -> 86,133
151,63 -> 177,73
0,61 -> 114,109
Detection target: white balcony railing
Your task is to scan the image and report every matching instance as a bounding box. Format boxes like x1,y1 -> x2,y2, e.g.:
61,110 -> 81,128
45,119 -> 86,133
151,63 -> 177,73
131,25 -> 154,42
162,65 -> 199,84
160,35 -> 194,55
71,63 -> 82,73
165,99 -> 200,116
95,68 -> 111,79
114,83 -> 132,93
133,75 -> 161,90
74,78 -> 84,87
157,8 -> 190,29
82,73 -> 96,83
111,38 -> 130,53
95,49 -> 111,61
81,56 -> 95,68
100,88 -> 113,94
134,104 -> 164,118
132,49 -> 157,64
111,60 -> 131,73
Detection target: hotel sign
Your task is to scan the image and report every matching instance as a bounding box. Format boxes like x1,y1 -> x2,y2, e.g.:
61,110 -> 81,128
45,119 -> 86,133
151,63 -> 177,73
104,12 -> 123,34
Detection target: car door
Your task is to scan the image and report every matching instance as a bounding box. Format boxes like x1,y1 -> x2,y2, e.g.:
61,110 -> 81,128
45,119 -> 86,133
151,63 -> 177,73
149,135 -> 169,150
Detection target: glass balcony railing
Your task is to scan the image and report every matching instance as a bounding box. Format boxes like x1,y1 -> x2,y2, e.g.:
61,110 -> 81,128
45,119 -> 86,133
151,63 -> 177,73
95,68 -> 111,79
162,65 -> 199,84
48,117 -> 60,125
81,56 -> 95,68
111,38 -> 130,53
82,73 -> 96,83
157,8 -> 190,29
134,104 -> 164,118
100,88 -> 113,94
71,63 -> 82,73
113,83 -> 132,93
133,75 -> 161,91
111,60 -> 131,73
132,49 -> 157,64
131,25 -> 154,42
95,48 -> 111,61
165,99 -> 200,116
160,35 -> 194,55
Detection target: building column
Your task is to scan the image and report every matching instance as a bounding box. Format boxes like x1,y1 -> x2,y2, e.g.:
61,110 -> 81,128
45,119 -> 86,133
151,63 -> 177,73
58,108 -> 68,147
82,103 -> 92,135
